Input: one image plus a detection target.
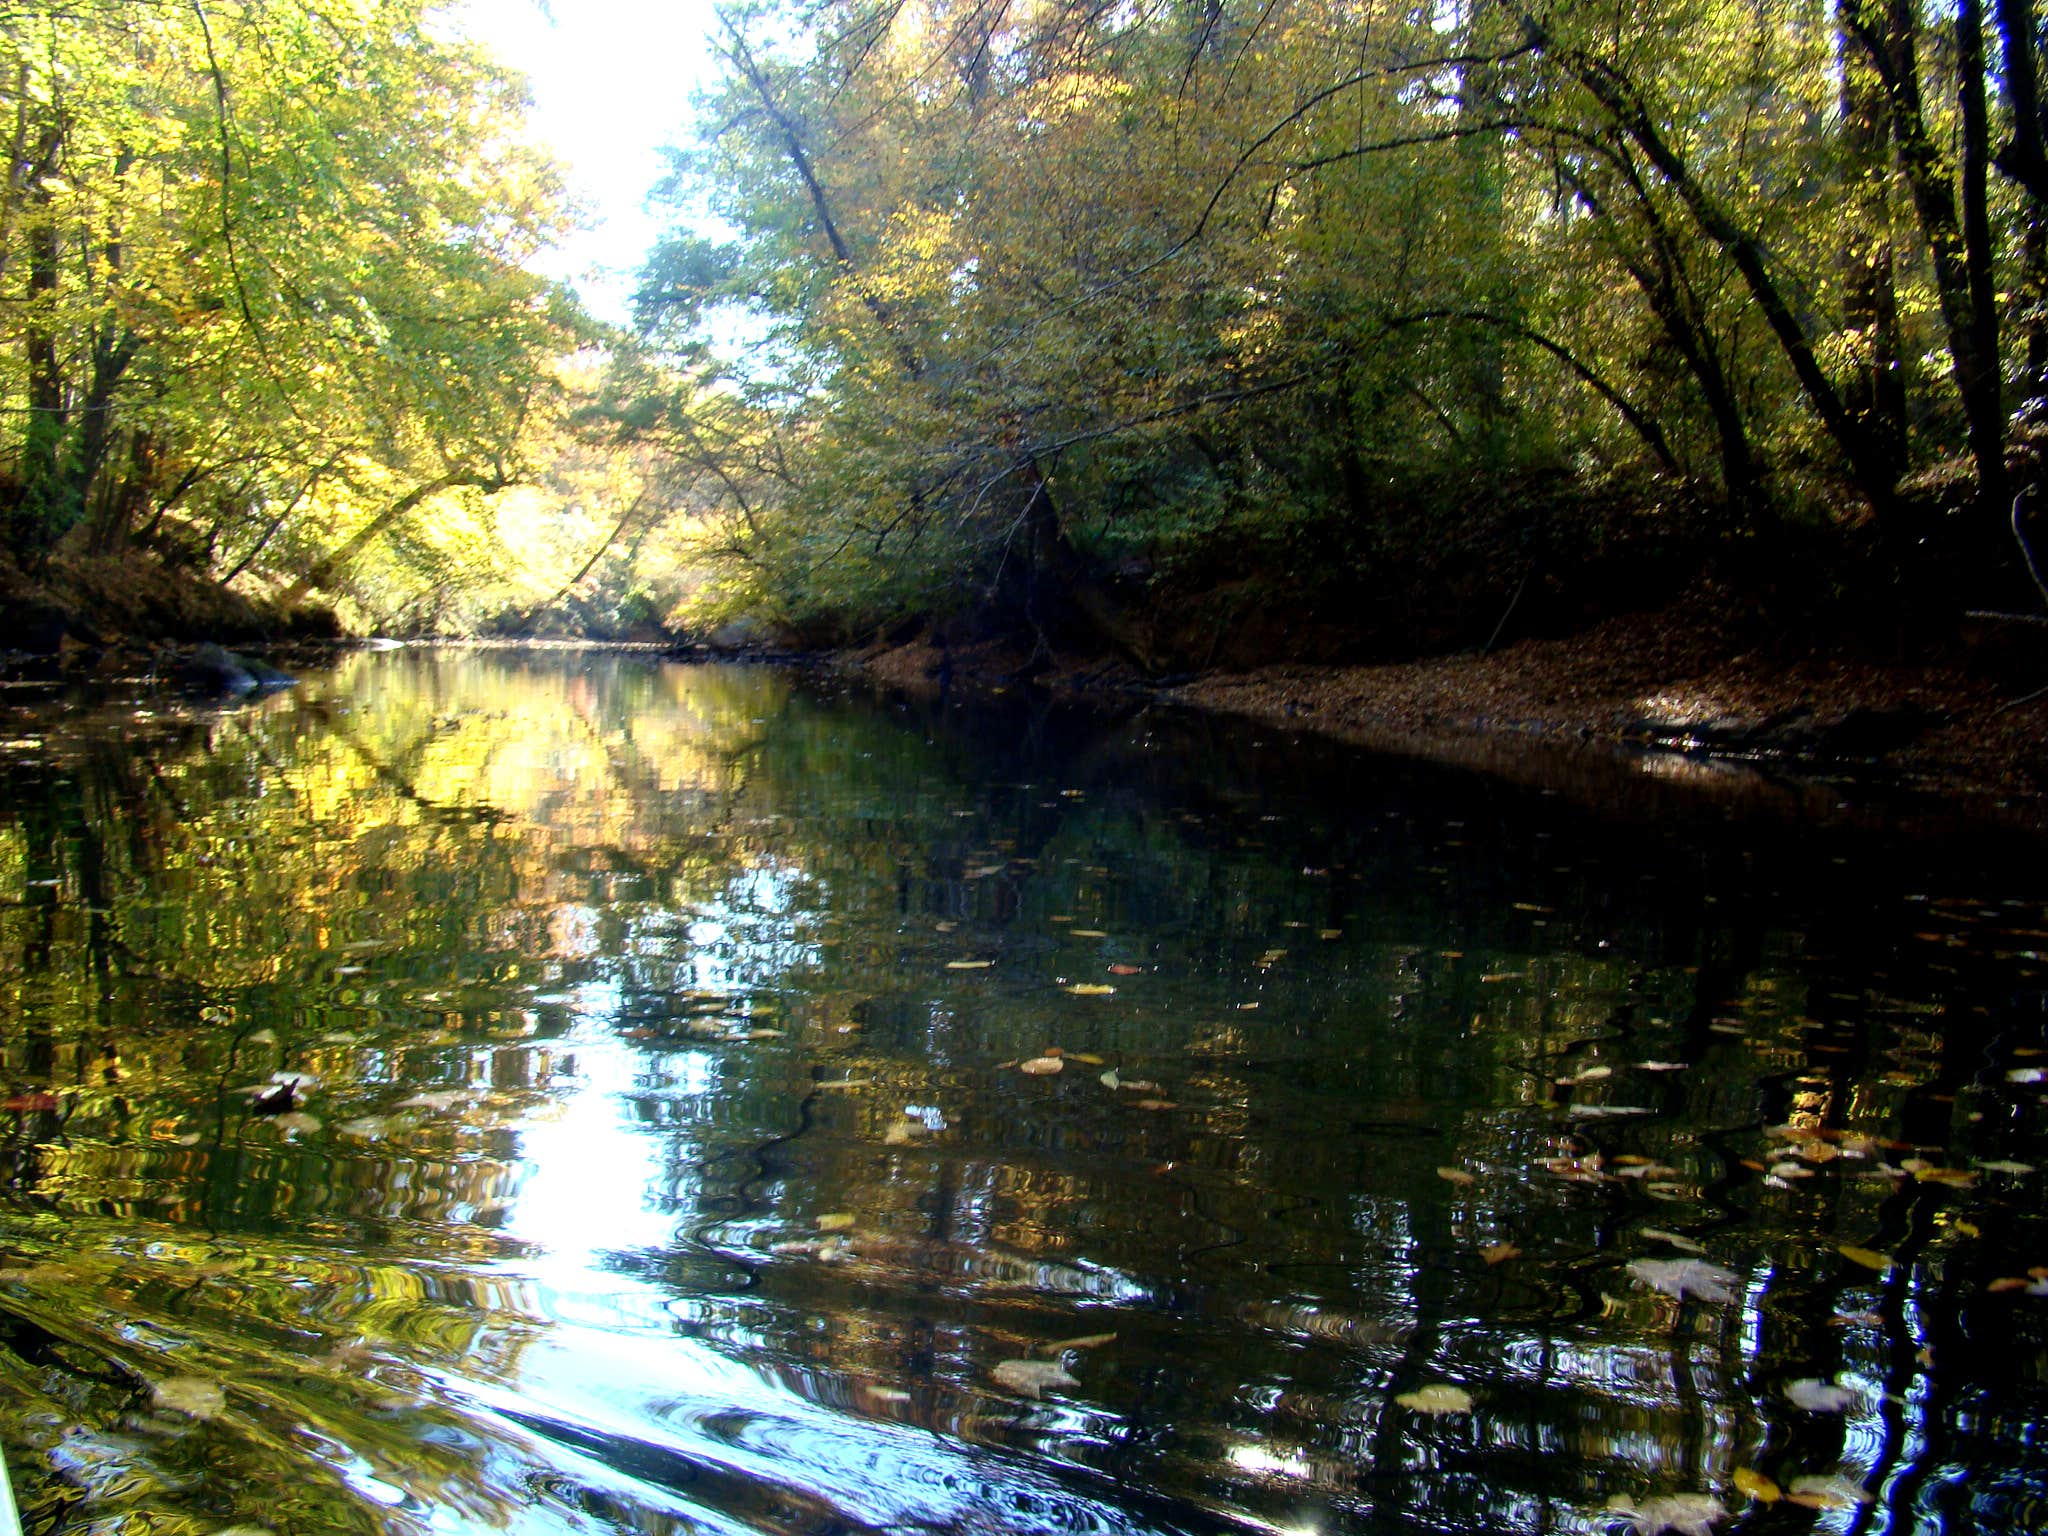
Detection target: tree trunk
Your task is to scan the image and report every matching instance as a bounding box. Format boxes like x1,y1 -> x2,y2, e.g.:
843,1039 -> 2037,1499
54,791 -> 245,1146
279,472 -> 505,608
1836,0 -> 1909,481
1842,0 -> 2004,512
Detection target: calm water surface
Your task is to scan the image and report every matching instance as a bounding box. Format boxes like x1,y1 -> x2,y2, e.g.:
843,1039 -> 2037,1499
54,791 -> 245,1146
2,648 -> 2047,1536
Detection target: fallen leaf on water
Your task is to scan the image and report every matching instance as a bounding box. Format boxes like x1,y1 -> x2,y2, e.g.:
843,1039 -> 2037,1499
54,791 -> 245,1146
1395,1383 -> 1472,1415
1556,1066 -> 1613,1085
396,1090 -> 470,1111
1605,1492 -> 1725,1535
1640,1229 -> 1706,1254
1838,1245 -> 1894,1272
1481,1243 -> 1521,1265
1784,1378 -> 1858,1412
1065,983 -> 1117,997
1041,1332 -> 1117,1353
1911,1165 -> 1977,1188
1732,1469 -> 1781,1504
1628,1258 -> 1738,1304
1020,1056 -> 1064,1075
992,1359 -> 1078,1399
818,1213 -> 856,1231
1784,1474 -> 1874,1509
1437,1167 -> 1476,1186
153,1377 -> 227,1420
946,960 -> 995,971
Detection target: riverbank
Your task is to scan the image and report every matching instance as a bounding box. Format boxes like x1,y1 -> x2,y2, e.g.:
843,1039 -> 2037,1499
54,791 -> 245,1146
841,589 -> 2048,824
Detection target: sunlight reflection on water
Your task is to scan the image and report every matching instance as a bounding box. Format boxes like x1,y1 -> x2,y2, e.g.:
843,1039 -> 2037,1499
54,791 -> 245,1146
0,647 -> 2046,1535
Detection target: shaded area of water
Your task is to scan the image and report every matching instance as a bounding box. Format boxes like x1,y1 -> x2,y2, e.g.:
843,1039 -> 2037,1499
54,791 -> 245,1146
2,649 -> 2048,1535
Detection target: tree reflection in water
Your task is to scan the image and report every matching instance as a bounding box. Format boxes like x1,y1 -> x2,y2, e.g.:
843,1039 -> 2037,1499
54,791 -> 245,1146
0,646 -> 2043,1534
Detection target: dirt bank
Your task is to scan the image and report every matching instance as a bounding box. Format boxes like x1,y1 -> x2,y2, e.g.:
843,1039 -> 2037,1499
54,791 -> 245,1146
840,591 -> 2048,825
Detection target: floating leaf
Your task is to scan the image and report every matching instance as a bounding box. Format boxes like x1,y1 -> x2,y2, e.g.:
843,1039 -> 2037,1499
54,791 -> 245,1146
1838,1245 -> 1894,1272
1020,1056 -> 1064,1075
1628,1258 -> 1738,1304
396,1090 -> 470,1111
1065,983 -> 1117,997
1395,1383 -> 1472,1415
993,1359 -> 1078,1399
152,1377 -> 227,1420
1042,1332 -> 1117,1353
1784,1378 -> 1858,1412
1784,1474 -> 1874,1509
1557,1066 -> 1613,1085
1605,1492 -> 1725,1535
1437,1166 -> 1476,1186
1732,1469 -> 1781,1504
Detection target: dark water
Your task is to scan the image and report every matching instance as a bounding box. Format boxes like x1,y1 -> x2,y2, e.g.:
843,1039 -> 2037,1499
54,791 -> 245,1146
2,649 -> 2048,1536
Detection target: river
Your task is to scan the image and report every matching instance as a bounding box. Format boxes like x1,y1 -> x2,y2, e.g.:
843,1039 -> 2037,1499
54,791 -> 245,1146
0,646 -> 2045,1535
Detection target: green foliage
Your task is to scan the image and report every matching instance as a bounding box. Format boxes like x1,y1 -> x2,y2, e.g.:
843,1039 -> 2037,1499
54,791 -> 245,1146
618,0 -> 2048,649
0,0 -> 590,622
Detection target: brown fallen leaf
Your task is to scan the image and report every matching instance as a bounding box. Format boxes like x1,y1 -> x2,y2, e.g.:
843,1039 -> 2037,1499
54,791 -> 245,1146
993,1358 -> 1078,1399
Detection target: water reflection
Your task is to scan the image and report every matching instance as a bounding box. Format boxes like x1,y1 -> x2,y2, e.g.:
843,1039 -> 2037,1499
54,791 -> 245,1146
1,647 -> 2046,1535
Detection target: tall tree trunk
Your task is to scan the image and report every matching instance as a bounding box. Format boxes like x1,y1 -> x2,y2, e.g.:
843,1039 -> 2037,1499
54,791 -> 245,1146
1837,0 -> 1909,481
18,157 -> 67,555
1842,0 -> 2005,513
1958,0 -> 2005,511
1521,12 -> 1900,510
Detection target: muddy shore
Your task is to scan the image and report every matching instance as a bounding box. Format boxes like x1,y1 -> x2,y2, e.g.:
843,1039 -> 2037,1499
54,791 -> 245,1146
839,593 -> 2048,832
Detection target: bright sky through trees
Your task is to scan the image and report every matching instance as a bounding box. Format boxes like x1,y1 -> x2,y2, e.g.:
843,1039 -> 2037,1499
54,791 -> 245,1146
452,0 -> 720,326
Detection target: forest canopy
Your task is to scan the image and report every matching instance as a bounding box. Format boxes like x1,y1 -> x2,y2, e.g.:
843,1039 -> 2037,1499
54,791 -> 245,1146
625,0 -> 2048,660
4,0 -> 2045,655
